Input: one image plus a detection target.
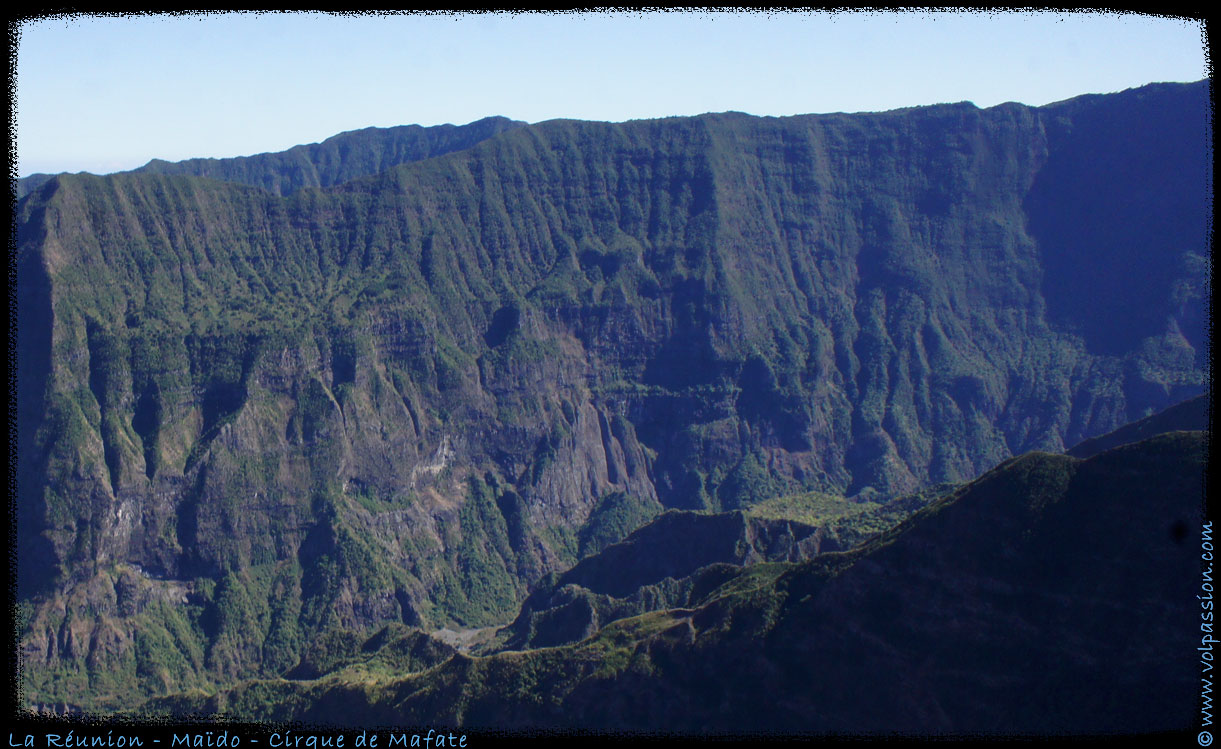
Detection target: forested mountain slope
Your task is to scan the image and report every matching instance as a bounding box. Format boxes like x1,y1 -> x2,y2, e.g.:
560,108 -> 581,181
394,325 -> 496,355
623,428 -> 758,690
145,430 -> 1207,733
15,80 -> 1210,712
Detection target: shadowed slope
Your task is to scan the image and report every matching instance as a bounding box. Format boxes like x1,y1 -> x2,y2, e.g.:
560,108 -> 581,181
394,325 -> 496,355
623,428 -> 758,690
141,430 -> 1207,733
1067,392 -> 1209,458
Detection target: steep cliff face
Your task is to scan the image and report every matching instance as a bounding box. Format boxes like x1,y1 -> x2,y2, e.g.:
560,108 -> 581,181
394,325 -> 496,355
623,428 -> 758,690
15,81 -> 1210,710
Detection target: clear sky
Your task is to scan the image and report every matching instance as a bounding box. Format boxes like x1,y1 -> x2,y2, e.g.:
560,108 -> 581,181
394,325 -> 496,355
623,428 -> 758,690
13,9 -> 1209,178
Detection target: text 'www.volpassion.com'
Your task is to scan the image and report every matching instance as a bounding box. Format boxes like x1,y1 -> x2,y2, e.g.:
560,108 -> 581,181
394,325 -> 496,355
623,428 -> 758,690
1199,521 -> 1215,746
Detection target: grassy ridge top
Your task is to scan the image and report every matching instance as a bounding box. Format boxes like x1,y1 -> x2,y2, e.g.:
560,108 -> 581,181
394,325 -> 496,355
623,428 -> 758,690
16,116 -> 527,200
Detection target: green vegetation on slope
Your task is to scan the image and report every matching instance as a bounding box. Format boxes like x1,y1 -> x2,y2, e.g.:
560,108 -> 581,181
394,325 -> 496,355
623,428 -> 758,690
140,431 -> 1207,733
16,81 -> 1210,713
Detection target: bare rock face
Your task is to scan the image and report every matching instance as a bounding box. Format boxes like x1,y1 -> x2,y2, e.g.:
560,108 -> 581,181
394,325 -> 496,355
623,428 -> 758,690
14,81 -> 1210,711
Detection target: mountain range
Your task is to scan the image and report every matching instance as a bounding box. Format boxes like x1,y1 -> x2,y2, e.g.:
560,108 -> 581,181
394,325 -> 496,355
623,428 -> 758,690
14,80 -> 1211,732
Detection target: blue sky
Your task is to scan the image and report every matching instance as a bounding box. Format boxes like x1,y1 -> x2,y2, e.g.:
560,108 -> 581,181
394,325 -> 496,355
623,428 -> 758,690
14,10 -> 1209,178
